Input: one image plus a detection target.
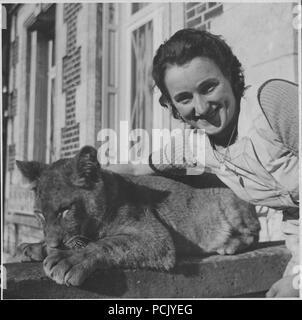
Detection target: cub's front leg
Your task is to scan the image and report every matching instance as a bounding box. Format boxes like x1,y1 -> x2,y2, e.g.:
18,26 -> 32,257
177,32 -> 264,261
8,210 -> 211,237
43,247 -> 98,286
16,242 -> 47,262
43,233 -> 175,286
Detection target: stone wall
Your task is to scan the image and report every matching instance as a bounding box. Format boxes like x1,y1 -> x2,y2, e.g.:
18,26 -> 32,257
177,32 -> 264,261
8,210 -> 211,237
3,244 -> 291,298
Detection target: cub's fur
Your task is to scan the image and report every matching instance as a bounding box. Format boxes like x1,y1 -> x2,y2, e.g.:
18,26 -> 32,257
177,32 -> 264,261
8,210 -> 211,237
16,146 -> 259,286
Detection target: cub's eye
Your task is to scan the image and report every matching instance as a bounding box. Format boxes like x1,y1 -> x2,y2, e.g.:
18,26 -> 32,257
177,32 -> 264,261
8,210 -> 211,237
34,210 -> 45,227
34,211 -> 45,223
61,209 -> 70,219
57,206 -> 73,220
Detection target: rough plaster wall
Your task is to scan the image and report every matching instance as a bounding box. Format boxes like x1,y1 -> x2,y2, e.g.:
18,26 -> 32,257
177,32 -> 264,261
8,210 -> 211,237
212,3 -> 297,87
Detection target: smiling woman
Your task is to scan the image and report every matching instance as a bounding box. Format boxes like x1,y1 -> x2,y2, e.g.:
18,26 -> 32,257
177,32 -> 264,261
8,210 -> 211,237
164,57 -> 237,137
150,29 -> 299,210
148,28 -> 299,298
152,29 -> 245,147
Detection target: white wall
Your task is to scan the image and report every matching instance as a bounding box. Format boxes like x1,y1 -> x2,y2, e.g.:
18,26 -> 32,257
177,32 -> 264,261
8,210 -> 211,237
212,3 -> 297,87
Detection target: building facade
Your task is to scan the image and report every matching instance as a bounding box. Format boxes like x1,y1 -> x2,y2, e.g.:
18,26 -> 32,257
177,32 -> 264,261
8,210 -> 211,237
3,2 -> 299,257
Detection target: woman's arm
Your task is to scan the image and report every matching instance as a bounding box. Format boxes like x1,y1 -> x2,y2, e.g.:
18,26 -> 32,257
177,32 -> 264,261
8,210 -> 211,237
106,163 -> 154,175
107,129 -> 219,176
149,129 -> 218,176
257,79 -> 298,156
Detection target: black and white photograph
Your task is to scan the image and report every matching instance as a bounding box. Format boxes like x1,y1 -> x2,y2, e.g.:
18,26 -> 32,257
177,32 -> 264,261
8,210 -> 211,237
1,0 -> 301,301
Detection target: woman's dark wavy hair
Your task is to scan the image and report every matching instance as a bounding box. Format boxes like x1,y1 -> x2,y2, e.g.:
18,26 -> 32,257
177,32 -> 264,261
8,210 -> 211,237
152,28 -> 245,119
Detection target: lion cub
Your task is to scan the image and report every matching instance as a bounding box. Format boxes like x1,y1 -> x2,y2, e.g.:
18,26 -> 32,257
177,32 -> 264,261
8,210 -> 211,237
16,146 -> 259,286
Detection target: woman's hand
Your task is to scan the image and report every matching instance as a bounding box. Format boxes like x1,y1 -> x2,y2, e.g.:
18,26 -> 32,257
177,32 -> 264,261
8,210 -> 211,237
106,163 -> 154,175
266,275 -> 299,298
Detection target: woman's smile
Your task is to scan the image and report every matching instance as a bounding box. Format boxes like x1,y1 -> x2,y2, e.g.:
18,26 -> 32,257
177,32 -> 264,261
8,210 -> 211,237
164,57 -> 237,136
193,103 -> 222,126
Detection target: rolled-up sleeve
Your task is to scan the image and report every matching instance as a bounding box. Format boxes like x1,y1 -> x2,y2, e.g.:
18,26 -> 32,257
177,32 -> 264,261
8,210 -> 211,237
149,129 -> 220,176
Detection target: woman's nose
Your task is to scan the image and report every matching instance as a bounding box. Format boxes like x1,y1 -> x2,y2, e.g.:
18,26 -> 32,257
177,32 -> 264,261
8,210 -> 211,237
193,95 -> 210,116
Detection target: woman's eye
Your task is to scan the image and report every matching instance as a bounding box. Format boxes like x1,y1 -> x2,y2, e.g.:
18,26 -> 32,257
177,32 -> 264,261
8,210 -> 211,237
179,99 -> 190,105
175,93 -> 192,105
200,83 -> 218,94
175,97 -> 191,105
206,86 -> 215,93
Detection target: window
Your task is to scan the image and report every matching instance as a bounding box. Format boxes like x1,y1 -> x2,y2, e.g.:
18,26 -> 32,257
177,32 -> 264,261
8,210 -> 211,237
130,21 -> 153,134
118,4 -> 164,159
26,5 -> 56,163
102,3 -> 118,130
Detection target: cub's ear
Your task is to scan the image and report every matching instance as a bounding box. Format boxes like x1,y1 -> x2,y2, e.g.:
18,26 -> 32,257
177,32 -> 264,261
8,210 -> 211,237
75,146 -> 100,187
16,160 -> 47,183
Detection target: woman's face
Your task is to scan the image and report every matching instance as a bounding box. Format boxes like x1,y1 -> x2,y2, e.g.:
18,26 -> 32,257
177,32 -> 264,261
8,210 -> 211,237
164,57 -> 237,136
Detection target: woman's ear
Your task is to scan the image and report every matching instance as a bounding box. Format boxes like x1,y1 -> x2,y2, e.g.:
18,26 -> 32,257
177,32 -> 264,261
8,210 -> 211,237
159,95 -> 182,120
168,104 -> 184,122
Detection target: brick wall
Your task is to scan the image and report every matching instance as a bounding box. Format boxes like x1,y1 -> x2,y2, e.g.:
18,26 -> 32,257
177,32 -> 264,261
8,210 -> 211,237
7,89 -> 17,119
7,23 -> 19,172
60,4 -> 82,158
185,2 -> 223,30
8,144 -> 16,172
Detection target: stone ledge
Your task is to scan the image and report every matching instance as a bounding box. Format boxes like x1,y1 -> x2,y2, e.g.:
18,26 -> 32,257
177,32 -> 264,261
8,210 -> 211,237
3,242 -> 291,299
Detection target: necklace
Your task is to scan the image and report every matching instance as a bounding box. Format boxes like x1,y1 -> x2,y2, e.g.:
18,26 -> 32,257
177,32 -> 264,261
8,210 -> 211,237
212,125 -> 237,172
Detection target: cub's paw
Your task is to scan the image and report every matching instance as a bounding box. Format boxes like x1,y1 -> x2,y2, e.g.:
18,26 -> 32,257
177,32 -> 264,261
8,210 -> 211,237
16,242 -> 47,262
216,237 -> 241,255
43,248 -> 98,286
216,234 -> 255,255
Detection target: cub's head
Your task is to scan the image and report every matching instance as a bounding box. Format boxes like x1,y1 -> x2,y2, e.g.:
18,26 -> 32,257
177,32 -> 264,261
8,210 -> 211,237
16,146 -> 103,250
